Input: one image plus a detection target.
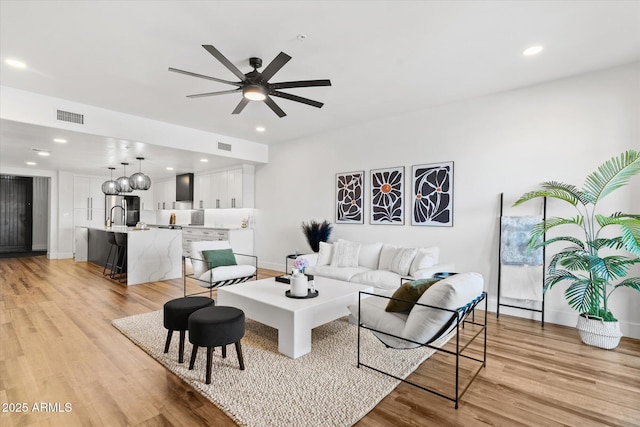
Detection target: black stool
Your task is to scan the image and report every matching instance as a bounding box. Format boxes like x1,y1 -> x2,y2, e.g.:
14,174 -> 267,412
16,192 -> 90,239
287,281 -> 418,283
113,233 -> 128,282
163,296 -> 214,363
188,306 -> 245,384
103,232 -> 118,277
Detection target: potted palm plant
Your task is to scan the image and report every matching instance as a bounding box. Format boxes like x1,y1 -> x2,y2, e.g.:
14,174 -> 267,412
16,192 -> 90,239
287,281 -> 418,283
514,150 -> 640,349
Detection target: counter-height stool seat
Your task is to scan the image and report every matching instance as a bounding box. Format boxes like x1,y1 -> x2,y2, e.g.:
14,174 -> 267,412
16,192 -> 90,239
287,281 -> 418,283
113,232 -> 128,283
163,296 -> 215,363
103,232 -> 119,278
188,306 -> 245,384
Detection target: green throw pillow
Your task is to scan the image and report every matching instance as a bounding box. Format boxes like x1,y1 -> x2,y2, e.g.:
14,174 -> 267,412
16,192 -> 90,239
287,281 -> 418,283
385,278 -> 441,313
202,249 -> 237,269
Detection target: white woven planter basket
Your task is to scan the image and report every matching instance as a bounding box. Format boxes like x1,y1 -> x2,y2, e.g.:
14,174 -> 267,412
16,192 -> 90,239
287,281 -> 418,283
576,315 -> 622,350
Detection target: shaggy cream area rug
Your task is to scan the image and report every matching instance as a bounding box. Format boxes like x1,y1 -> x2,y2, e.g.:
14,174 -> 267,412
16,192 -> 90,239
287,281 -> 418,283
112,310 -> 446,426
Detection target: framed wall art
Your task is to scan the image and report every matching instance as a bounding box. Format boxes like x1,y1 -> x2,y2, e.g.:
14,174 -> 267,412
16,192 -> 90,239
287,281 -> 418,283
370,166 -> 404,225
336,171 -> 364,224
411,161 -> 454,226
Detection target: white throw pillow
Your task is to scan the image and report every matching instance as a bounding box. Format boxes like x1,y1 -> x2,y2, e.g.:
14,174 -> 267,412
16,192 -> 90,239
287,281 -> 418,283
316,241 -> 333,266
338,239 -> 382,270
378,244 -> 400,270
409,247 -> 439,276
330,241 -> 361,268
390,248 -> 418,276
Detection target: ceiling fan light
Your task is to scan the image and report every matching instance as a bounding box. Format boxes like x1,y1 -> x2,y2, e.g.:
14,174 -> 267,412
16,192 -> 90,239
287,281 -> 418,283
243,85 -> 267,101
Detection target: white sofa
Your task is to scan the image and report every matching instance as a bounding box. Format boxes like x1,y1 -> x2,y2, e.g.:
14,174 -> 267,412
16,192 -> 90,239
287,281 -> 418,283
298,239 -> 455,293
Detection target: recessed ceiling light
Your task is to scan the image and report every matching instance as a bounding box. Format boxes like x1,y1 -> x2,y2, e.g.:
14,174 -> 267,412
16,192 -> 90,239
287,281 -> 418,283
166,167 -> 174,171
37,151 -> 50,156
53,138 -> 67,143
6,58 -> 26,68
522,45 -> 544,56
26,161 -> 36,166
256,126 -> 266,132
200,158 -> 209,163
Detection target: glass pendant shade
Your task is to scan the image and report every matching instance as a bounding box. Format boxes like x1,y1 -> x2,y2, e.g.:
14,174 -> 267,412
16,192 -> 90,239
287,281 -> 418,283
102,167 -> 120,195
117,163 -> 133,193
129,157 -> 152,190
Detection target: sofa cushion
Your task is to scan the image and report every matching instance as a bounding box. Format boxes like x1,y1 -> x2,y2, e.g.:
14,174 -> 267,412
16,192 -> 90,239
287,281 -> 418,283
330,241 -> 361,268
409,247 -> 439,276
385,278 -> 441,313
339,239 -> 383,270
316,241 -> 333,266
390,247 -> 418,275
202,249 -> 237,269
402,272 -> 484,347
306,265 -> 370,282
350,269 -> 402,291
378,244 -> 400,270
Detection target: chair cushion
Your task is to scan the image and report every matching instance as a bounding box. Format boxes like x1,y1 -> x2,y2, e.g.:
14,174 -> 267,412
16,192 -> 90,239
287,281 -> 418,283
348,290 -> 410,347
190,240 -> 233,277
402,272 -> 484,347
196,265 -> 256,286
202,248 -> 237,269
385,278 -> 441,313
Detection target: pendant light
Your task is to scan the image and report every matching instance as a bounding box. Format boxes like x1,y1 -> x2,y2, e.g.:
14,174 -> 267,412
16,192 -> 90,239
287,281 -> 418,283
129,157 -> 152,190
101,167 -> 120,195
116,162 -> 133,193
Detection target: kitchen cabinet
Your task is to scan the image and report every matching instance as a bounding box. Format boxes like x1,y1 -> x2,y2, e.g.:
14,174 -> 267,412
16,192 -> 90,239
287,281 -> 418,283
73,175 -> 106,227
153,179 -> 176,210
132,188 -> 154,211
194,173 -> 212,209
182,227 -> 254,258
202,164 -> 254,209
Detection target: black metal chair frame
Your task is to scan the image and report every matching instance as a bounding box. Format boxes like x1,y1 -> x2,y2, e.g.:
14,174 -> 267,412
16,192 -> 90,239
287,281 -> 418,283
182,253 -> 258,297
357,291 -> 487,409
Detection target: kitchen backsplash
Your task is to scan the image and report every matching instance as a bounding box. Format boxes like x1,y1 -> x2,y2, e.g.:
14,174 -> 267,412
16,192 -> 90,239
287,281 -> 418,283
154,208 -> 254,228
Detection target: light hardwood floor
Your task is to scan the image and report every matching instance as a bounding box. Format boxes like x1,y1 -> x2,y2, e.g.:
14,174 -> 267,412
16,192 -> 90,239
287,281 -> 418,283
1,256 -> 638,426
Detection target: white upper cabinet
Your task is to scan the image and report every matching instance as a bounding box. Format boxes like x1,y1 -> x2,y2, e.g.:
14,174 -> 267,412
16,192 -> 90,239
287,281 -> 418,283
198,164 -> 254,209
73,175 -> 107,227
153,178 -> 177,210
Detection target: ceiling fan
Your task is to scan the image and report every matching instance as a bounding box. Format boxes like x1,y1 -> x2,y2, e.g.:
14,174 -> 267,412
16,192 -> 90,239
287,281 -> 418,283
169,44 -> 331,118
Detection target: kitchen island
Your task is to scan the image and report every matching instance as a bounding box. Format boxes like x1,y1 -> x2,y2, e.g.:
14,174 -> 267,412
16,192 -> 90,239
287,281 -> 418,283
75,225 -> 182,285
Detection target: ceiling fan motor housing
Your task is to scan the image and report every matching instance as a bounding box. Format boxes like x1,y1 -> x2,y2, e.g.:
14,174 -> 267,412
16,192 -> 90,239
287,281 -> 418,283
249,57 -> 262,69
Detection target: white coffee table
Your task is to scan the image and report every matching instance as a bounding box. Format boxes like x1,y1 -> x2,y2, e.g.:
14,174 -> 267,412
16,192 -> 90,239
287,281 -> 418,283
217,276 -> 373,359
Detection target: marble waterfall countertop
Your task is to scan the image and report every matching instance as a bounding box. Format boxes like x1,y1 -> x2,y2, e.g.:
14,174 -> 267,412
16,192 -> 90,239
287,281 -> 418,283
74,225 -> 182,285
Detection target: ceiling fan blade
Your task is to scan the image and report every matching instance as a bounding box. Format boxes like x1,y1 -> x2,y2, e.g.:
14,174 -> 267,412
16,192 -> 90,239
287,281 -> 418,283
259,52 -> 292,83
271,91 -> 324,108
168,67 -> 242,87
264,96 -> 287,118
187,88 -> 241,98
232,98 -> 250,114
271,79 -> 332,89
202,45 -> 247,81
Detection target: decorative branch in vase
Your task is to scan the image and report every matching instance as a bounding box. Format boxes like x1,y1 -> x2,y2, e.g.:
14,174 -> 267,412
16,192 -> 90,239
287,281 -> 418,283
301,220 -> 333,252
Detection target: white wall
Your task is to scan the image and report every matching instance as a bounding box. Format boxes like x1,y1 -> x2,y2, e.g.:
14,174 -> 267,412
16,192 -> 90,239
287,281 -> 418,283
254,62 -> 640,338
32,177 -> 49,250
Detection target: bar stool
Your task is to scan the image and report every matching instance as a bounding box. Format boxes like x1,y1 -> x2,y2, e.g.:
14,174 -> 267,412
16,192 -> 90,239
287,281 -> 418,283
103,232 -> 118,277
113,232 -> 127,282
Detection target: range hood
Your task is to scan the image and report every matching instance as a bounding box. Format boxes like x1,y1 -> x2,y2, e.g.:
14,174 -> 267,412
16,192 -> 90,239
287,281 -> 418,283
176,173 -> 194,202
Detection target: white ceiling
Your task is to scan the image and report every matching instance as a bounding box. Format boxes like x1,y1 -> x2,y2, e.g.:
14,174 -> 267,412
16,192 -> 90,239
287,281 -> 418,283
1,1 -> 639,179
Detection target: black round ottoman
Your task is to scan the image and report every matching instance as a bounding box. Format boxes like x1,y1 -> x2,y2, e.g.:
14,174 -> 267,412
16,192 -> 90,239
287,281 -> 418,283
188,306 -> 246,384
163,296 -> 214,363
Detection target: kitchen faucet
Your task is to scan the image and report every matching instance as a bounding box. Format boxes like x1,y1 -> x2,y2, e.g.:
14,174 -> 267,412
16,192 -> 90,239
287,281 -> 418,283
109,205 -> 125,227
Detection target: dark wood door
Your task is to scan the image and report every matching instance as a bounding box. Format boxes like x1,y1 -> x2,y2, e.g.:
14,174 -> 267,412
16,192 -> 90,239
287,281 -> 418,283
0,176 -> 33,253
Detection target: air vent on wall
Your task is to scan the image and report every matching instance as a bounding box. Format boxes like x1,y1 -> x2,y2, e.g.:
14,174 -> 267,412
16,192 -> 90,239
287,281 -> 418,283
218,142 -> 232,152
56,109 -> 84,124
